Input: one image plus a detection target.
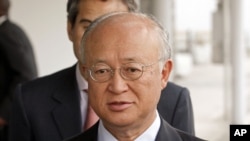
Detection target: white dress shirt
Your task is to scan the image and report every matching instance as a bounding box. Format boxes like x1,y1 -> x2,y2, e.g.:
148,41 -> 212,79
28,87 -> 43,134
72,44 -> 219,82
98,111 -> 161,141
75,64 -> 88,130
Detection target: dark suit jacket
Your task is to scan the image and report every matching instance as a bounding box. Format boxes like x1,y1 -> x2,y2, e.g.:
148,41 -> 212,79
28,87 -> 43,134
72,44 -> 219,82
0,19 -> 37,141
9,65 -> 194,141
64,118 -> 204,141
0,19 -> 37,120
158,82 -> 195,135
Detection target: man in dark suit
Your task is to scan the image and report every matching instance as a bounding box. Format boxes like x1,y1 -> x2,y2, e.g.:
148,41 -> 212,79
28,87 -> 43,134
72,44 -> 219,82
9,0 -> 194,141
66,120 -> 200,141
158,82 -> 194,135
0,0 -> 37,140
65,12 -> 204,141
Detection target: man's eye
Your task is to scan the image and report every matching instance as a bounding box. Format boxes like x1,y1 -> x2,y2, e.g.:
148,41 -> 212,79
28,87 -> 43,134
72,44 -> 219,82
82,23 -> 91,29
94,69 -> 110,75
125,67 -> 142,73
83,26 -> 88,29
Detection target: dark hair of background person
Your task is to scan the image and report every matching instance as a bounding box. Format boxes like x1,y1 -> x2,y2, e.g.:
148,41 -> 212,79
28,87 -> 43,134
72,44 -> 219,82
0,0 -> 10,16
66,0 -> 138,26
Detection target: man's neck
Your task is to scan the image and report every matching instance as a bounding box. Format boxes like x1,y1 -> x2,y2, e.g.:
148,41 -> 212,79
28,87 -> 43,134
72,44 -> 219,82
98,111 -> 160,141
0,15 -> 7,25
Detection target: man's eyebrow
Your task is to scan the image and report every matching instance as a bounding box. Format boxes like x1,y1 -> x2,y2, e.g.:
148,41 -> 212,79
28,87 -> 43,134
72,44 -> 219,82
79,19 -> 92,24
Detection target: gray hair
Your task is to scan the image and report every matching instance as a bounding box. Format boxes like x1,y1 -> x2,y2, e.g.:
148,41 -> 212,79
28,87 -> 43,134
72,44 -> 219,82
80,12 -> 172,68
67,0 -> 138,27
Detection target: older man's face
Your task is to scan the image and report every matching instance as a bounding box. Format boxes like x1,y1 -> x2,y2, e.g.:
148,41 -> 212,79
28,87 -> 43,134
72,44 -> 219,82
84,15 -> 172,130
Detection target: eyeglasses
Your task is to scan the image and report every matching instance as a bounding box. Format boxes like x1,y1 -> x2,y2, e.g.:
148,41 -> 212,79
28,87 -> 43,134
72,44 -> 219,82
87,61 -> 160,83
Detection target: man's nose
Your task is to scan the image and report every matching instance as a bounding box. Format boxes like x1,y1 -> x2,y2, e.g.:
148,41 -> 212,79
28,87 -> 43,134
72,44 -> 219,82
108,70 -> 129,94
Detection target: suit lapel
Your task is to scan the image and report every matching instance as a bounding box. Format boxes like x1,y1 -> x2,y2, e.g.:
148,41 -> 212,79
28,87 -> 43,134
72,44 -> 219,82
83,122 -> 99,141
74,118 -> 184,141
155,118 -> 183,141
52,66 -> 82,139
68,122 -> 99,141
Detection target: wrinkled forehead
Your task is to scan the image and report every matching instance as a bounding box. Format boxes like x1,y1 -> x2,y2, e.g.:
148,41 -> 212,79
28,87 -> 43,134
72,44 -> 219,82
85,13 -> 161,61
80,12 -> 169,64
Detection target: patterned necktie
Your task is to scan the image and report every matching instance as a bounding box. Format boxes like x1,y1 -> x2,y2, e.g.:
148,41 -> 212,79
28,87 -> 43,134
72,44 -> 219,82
83,90 -> 99,130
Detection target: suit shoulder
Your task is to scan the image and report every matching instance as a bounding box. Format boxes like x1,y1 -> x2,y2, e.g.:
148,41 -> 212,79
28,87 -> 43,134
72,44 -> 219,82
163,81 -> 190,97
177,130 -> 207,141
165,81 -> 187,91
158,119 -> 204,141
0,20 -> 30,43
64,123 -> 98,141
20,66 -> 76,92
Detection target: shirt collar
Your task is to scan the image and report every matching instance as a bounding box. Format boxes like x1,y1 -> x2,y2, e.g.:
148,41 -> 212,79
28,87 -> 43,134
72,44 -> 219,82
76,63 -> 88,91
135,111 -> 161,141
98,111 -> 161,141
0,16 -> 7,25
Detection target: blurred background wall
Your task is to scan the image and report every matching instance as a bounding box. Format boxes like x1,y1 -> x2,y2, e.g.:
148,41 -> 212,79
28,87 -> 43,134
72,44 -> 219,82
8,0 -> 249,76
9,0 -> 75,76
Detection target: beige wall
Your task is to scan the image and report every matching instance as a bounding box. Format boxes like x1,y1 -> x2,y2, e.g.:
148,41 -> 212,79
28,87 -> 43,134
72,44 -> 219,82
9,0 -> 75,76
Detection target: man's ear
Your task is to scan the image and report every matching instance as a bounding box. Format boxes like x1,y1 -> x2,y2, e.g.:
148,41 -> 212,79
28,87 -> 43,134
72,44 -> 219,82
67,20 -> 73,41
79,62 -> 88,79
161,59 -> 173,89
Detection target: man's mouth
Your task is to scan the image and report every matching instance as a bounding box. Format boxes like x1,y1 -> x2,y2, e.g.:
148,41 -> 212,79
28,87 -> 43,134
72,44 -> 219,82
107,101 -> 133,112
